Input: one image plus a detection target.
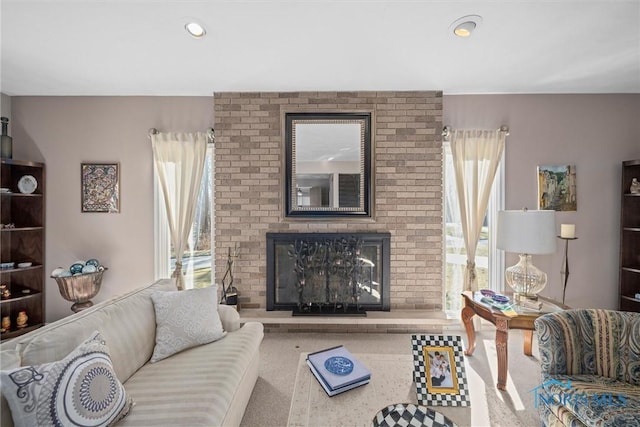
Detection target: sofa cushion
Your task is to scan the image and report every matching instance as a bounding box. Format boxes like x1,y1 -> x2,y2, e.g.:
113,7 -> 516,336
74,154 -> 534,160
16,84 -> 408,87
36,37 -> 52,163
18,279 -> 175,383
150,285 -> 225,363
1,331 -> 133,427
119,321 -> 263,426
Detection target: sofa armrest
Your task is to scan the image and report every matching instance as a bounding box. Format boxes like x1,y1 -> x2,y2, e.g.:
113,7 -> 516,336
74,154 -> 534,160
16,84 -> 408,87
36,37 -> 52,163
535,313 -> 576,379
218,304 -> 240,332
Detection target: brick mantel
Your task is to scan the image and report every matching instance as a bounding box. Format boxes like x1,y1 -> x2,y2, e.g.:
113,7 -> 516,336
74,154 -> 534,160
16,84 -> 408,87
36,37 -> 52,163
214,91 -> 443,311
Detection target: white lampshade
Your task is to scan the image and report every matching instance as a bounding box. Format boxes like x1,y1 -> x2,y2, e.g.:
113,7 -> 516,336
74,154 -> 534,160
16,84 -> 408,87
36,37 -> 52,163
497,210 -> 556,255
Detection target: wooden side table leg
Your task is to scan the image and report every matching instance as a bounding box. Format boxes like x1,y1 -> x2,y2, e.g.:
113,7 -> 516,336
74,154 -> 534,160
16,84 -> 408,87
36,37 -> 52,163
495,317 -> 509,390
461,306 -> 476,356
523,330 -> 534,356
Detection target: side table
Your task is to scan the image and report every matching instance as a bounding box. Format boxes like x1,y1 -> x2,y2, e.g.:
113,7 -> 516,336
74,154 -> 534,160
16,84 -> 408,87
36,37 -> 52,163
460,291 -> 566,390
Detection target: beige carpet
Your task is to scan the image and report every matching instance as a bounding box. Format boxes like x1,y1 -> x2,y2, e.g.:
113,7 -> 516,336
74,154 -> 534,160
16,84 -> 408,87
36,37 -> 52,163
240,327 -> 542,427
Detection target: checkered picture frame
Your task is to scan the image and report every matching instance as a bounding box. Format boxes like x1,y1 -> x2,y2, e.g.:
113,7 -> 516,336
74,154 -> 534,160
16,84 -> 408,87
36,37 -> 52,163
411,334 -> 471,407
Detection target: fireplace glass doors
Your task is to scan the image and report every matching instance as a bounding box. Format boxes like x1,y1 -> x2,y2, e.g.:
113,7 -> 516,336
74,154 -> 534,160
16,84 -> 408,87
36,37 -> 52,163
266,232 -> 390,314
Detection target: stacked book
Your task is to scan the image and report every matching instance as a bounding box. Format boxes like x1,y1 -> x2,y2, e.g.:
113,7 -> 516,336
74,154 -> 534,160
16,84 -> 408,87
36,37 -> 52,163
306,345 -> 371,396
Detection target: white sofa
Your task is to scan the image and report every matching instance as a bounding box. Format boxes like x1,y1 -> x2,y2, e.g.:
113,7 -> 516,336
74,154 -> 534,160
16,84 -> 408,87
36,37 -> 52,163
0,279 -> 264,426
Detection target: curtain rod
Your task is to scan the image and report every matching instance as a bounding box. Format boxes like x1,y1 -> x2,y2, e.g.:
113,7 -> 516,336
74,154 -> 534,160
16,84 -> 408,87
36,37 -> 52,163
441,125 -> 509,140
148,127 -> 215,142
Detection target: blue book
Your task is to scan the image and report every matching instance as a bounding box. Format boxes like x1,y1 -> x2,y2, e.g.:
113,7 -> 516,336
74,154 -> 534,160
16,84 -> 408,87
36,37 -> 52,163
306,345 -> 371,394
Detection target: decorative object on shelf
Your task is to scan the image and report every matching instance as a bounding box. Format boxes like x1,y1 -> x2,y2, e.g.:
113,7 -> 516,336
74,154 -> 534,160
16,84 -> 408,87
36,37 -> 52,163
52,260 -> 107,312
81,162 -> 120,213
16,311 -> 28,328
558,228 -> 578,304
0,159 -> 45,340
497,208 -> 557,302
0,284 -> 10,299
0,116 -> 12,159
17,174 -> 37,194
619,160 -> 640,312
0,262 -> 15,269
220,244 -> 239,307
537,165 -> 577,211
1,316 -> 10,332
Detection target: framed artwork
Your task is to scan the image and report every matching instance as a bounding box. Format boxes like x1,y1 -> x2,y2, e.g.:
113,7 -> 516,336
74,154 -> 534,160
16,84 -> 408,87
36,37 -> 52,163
537,165 -> 577,211
81,162 -> 120,213
411,334 -> 470,407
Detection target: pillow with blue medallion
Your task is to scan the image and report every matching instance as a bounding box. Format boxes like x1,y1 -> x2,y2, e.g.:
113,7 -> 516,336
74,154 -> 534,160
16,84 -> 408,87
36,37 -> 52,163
0,331 -> 133,427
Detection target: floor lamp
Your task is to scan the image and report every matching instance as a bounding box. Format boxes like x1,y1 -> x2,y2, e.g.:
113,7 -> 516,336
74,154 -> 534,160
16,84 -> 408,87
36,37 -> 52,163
497,209 -> 557,302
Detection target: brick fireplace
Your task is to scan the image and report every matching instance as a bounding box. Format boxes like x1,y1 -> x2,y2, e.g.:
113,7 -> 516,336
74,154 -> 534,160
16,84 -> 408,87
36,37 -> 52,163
214,91 -> 443,311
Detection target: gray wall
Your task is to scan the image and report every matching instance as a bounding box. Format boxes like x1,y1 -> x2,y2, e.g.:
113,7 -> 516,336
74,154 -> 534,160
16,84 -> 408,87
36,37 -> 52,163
11,97 -> 213,321
1,93 -> 11,124
444,94 -> 640,308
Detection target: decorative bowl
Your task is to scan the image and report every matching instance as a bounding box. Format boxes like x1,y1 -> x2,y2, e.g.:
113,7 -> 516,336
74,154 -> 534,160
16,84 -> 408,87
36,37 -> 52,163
492,294 -> 509,304
0,262 -> 15,269
52,268 -> 107,312
480,289 -> 495,297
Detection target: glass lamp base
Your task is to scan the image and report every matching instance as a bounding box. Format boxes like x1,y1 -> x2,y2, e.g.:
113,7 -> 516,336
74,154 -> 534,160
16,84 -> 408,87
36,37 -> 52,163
505,253 -> 547,301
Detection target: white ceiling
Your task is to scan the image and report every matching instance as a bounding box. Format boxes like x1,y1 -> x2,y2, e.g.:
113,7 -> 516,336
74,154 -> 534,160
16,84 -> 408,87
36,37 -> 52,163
1,0 -> 639,96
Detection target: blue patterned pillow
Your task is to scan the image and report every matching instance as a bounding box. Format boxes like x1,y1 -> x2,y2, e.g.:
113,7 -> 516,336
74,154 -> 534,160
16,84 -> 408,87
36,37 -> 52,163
0,331 -> 133,427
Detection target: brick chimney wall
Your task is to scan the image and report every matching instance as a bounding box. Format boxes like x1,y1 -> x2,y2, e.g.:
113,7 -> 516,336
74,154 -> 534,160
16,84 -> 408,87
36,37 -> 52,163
214,91 -> 443,310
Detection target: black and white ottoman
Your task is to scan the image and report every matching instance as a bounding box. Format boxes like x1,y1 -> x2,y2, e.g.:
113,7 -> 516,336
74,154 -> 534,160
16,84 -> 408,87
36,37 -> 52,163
372,403 -> 457,427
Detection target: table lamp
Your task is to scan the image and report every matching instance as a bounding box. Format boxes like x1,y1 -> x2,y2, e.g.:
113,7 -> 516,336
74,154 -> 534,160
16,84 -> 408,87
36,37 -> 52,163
497,209 -> 556,301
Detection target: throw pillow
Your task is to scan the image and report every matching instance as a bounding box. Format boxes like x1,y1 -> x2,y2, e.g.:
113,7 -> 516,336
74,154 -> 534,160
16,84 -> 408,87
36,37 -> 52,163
150,284 -> 226,363
0,331 -> 133,427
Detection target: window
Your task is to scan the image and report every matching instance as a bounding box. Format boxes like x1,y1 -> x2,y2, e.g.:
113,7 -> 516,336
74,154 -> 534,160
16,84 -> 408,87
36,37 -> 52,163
154,144 -> 214,289
444,141 -> 504,311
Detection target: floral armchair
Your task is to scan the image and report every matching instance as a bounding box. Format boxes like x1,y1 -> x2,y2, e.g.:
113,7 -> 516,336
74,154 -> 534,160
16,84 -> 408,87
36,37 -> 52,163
534,309 -> 640,427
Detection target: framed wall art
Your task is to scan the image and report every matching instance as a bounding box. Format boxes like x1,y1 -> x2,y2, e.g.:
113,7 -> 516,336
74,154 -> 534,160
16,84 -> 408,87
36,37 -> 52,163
81,162 -> 120,213
411,334 -> 470,407
537,165 -> 577,211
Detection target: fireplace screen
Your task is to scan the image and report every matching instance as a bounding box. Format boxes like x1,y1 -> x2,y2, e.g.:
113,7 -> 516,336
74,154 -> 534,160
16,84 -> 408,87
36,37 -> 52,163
266,232 -> 390,314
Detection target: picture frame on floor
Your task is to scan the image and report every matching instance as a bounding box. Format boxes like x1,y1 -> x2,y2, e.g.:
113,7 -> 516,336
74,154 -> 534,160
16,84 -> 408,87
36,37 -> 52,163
411,334 -> 471,407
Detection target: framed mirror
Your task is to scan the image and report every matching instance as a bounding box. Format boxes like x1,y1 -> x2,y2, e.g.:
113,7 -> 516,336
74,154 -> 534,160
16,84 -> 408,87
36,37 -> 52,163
285,112 -> 372,218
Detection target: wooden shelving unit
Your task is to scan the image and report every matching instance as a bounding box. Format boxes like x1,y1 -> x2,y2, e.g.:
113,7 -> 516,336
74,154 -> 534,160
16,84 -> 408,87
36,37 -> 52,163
619,159 -> 640,312
0,158 -> 45,339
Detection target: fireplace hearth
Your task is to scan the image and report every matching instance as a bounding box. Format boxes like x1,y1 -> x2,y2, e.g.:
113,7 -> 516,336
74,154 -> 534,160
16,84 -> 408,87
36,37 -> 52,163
266,232 -> 390,315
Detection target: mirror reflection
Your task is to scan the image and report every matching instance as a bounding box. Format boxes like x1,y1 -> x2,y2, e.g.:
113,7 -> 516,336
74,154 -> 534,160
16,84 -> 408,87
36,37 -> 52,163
295,122 -> 361,208
285,112 -> 372,218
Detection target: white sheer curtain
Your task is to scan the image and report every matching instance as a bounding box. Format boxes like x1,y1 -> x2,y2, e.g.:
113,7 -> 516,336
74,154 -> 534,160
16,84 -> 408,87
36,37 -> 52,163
151,131 -> 208,290
450,129 -> 506,292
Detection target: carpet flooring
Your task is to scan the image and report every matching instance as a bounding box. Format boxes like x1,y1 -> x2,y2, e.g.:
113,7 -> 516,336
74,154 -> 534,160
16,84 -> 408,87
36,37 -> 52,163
240,326 -> 543,427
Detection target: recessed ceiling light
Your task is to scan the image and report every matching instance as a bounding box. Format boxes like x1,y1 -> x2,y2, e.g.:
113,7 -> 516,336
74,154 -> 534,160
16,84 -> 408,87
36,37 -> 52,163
185,22 -> 206,39
450,15 -> 482,38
